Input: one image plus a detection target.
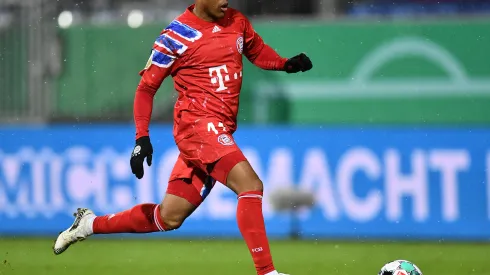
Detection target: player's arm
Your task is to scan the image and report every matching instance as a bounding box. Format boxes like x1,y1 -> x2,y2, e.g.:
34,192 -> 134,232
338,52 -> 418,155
134,65 -> 171,140
134,31 -> 181,139
131,31 -> 180,179
243,16 -> 312,73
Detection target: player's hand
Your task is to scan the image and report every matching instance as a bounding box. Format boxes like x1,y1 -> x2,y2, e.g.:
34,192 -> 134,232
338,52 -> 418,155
130,136 -> 153,179
284,53 -> 313,73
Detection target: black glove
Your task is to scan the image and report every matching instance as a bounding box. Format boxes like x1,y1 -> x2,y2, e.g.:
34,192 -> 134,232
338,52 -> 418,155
284,53 -> 313,73
130,136 -> 153,179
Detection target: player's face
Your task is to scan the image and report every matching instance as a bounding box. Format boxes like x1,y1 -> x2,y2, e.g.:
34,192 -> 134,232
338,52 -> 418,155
203,0 -> 229,20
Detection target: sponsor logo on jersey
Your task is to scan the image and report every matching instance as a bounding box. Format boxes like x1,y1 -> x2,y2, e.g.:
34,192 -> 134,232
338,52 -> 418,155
212,25 -> 221,33
218,134 -> 234,146
236,36 -> 243,54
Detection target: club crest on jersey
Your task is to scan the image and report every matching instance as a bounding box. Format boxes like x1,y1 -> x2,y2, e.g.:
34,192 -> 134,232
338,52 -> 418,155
236,36 -> 243,54
218,134 -> 234,146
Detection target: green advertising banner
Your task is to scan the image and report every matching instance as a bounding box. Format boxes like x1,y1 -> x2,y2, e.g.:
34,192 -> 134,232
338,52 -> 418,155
247,19 -> 490,124
56,19 -> 490,124
0,26 -> 28,117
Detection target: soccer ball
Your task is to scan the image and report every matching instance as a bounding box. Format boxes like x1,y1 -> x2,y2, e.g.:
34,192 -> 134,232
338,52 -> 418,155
378,260 -> 423,275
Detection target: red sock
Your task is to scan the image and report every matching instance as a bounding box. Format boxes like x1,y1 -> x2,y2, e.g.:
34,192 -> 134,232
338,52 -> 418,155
237,191 -> 276,275
93,203 -> 166,234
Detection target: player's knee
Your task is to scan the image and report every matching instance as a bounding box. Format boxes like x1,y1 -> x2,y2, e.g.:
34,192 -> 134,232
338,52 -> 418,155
225,160 -> 264,195
162,218 -> 183,231
160,213 -> 184,230
240,178 -> 263,194
159,209 -> 185,231
251,178 -> 263,192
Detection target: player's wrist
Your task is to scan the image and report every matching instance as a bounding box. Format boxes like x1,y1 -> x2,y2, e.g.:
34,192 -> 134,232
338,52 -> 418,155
135,135 -> 150,143
135,133 -> 150,142
279,58 -> 288,71
284,53 -> 312,73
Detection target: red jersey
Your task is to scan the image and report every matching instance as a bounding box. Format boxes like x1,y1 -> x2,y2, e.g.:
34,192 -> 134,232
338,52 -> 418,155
134,5 -> 287,142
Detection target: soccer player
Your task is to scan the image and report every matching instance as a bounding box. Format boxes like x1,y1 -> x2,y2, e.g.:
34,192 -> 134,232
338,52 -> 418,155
53,1 -> 312,275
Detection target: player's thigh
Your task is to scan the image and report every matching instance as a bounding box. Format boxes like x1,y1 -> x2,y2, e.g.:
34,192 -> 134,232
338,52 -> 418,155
176,117 -> 258,194
162,178 -> 216,230
166,154 -> 216,208
212,153 -> 262,195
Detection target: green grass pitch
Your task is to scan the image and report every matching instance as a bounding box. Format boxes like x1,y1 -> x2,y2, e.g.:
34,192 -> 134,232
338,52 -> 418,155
0,238 -> 488,275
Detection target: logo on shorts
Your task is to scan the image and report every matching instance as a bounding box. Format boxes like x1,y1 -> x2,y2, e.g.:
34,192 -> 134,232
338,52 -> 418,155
218,134 -> 234,146
236,36 -> 243,54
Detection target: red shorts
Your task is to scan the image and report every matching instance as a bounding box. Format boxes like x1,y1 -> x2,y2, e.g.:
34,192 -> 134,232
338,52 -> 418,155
166,117 -> 247,206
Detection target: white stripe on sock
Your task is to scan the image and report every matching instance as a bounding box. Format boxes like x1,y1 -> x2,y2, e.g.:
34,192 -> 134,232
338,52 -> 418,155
238,194 -> 263,200
87,215 -> 96,235
153,205 -> 165,231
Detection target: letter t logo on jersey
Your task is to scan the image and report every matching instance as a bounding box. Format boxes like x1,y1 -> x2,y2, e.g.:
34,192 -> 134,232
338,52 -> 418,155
209,65 -> 229,92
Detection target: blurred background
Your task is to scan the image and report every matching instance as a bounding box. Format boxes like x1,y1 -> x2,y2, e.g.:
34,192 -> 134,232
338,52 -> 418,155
1,0 -> 490,274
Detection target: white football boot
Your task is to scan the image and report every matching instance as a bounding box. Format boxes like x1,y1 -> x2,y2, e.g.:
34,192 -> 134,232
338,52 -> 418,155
265,271 -> 290,275
53,208 -> 96,255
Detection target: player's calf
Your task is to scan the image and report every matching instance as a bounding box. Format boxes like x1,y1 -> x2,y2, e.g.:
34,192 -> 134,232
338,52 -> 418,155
92,192 -> 195,234
92,203 -> 167,233
53,193 -> 196,254
212,158 -> 277,275
53,203 -> 166,256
